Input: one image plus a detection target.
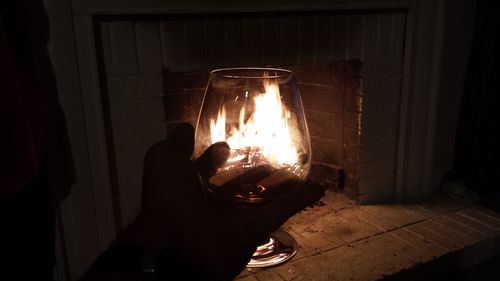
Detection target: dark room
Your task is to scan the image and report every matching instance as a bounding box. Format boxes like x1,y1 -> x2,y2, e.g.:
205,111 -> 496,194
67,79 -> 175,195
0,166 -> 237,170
1,0 -> 499,280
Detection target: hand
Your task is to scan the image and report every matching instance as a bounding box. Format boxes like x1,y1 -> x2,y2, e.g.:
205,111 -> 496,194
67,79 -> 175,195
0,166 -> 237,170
87,123 -> 324,281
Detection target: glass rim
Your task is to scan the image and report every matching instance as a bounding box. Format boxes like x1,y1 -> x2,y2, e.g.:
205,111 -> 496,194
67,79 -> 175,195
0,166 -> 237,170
210,67 -> 293,79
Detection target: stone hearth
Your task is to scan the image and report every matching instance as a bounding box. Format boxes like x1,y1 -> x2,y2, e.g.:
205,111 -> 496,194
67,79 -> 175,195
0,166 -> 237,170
236,193 -> 500,280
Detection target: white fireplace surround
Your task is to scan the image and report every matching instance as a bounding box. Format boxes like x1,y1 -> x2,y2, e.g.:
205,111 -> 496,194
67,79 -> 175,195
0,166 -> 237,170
45,0 -> 475,280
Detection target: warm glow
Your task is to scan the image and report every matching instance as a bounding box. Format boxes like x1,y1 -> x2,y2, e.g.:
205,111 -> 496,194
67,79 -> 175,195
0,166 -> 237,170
209,77 -> 298,165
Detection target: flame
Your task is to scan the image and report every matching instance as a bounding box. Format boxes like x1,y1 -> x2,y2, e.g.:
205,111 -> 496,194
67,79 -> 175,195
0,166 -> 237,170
209,78 -> 298,165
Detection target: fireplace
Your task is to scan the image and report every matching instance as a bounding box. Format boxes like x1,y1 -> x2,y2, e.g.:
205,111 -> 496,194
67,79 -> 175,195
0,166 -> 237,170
95,11 -> 406,229
48,0 -> 477,279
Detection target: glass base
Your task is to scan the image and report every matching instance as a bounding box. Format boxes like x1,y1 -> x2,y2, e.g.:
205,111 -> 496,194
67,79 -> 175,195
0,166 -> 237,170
246,229 -> 298,268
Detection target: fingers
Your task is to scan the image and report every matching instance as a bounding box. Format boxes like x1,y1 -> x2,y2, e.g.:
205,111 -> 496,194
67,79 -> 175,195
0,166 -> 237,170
295,181 -> 326,206
170,122 -> 195,159
141,136 -> 207,218
238,182 -> 325,241
168,122 -> 231,181
194,142 -> 230,181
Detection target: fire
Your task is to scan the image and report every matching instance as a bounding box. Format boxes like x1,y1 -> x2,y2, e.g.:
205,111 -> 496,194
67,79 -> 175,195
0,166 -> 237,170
209,78 -> 298,166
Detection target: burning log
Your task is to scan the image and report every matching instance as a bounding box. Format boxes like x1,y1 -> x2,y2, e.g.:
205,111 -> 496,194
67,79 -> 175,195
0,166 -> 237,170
199,70 -> 310,205
195,142 -> 230,180
209,165 -> 274,189
208,164 -> 301,204
258,168 -> 298,188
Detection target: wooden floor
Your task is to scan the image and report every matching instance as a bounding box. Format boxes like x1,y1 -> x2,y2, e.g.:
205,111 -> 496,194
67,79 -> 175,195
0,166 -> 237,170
236,191 -> 500,281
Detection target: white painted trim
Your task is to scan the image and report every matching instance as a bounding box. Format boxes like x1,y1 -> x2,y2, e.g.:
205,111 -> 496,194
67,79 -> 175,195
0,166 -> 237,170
395,6 -> 415,199
70,0 -> 419,15
72,14 -> 116,249
422,0 -> 446,193
395,0 -> 447,198
45,0 -> 116,278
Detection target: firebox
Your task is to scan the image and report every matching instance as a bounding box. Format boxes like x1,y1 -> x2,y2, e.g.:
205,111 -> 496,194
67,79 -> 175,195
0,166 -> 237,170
162,61 -> 363,198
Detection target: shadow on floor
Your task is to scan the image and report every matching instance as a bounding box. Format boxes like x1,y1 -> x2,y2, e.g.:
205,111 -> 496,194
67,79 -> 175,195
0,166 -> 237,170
383,193 -> 500,281
448,255 -> 500,281
451,194 -> 500,280
480,192 -> 500,213
440,193 -> 500,281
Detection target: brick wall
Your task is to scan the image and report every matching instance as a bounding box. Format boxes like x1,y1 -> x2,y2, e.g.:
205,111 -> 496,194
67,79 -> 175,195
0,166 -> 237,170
163,61 -> 363,198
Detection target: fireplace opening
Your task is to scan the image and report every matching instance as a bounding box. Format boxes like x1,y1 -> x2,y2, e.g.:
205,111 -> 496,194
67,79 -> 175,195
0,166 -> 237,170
94,11 -> 405,228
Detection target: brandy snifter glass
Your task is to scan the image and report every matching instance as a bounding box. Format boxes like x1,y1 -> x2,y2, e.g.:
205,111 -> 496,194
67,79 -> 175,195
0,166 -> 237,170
194,67 -> 311,267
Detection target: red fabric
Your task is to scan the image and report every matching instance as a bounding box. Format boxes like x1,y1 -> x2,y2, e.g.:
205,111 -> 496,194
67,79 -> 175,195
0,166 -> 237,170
0,24 -> 44,196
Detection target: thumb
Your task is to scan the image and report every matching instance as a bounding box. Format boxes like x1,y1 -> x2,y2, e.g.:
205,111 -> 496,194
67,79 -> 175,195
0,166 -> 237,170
170,122 -> 195,159
194,142 -> 230,181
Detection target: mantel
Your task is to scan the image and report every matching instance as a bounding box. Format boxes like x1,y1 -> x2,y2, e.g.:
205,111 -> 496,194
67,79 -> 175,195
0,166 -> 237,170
69,0 -> 419,15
